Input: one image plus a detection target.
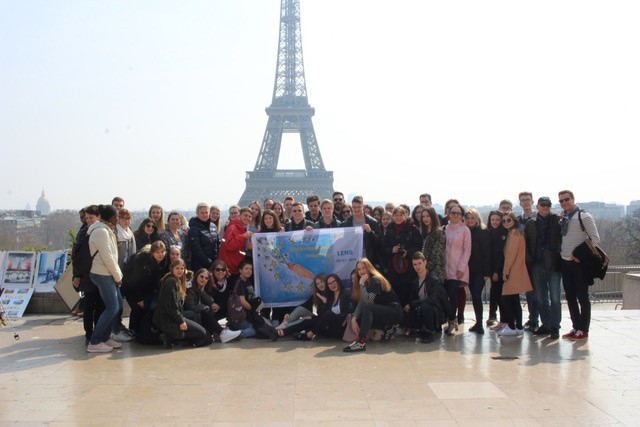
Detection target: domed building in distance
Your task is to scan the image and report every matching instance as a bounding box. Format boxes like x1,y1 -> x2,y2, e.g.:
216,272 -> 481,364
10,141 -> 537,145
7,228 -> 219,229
36,189 -> 51,216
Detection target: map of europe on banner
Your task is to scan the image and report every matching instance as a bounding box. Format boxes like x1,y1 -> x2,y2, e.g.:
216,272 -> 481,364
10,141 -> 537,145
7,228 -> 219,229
252,227 -> 363,308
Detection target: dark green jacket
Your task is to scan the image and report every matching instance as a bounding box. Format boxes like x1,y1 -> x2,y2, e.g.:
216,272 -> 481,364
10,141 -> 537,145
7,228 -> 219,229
152,276 -> 185,340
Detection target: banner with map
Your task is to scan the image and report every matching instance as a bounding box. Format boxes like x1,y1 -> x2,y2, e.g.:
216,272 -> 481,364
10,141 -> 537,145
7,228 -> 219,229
252,227 -> 363,307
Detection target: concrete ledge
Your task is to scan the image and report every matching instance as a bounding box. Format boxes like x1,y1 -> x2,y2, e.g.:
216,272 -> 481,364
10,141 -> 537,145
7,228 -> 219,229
26,292 -> 70,314
622,273 -> 640,309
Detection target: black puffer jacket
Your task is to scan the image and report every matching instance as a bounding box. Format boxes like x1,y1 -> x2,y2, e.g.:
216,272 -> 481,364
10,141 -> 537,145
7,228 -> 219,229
188,216 -> 220,271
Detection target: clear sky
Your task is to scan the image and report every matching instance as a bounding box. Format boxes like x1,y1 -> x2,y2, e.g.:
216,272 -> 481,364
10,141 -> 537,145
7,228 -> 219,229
1,0 -> 639,212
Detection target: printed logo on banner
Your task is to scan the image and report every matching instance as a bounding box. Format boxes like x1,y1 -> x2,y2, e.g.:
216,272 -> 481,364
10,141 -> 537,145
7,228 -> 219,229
252,228 -> 363,308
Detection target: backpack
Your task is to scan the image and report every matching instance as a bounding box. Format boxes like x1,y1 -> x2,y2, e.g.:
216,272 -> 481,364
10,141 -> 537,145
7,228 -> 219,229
227,282 -> 246,322
71,229 -> 98,291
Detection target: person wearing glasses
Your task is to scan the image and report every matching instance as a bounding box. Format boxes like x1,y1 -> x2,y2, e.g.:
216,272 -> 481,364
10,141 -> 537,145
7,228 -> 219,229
443,204 -> 471,335
499,212 -> 533,337
558,190 -> 600,341
524,197 -> 562,339
206,259 -> 232,321
340,204 -> 353,222
464,208 -> 491,335
285,202 -> 315,231
332,191 -> 345,219
133,218 -> 159,251
381,206 -> 422,307
221,205 -> 241,236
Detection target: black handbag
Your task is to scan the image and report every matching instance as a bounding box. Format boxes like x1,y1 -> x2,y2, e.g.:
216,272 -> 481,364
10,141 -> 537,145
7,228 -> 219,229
572,211 -> 609,284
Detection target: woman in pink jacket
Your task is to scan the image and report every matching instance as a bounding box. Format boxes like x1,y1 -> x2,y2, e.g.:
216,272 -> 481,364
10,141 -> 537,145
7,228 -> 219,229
499,212 -> 533,336
444,204 -> 471,335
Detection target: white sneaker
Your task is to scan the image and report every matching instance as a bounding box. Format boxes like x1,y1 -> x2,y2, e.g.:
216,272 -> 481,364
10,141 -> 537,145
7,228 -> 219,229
105,339 -> 122,348
516,328 -> 524,335
219,329 -> 242,343
87,342 -> 113,353
499,326 -> 518,336
111,331 -> 134,342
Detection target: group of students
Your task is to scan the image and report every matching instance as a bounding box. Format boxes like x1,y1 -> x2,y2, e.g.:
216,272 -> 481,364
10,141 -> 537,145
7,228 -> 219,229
71,189 -> 599,353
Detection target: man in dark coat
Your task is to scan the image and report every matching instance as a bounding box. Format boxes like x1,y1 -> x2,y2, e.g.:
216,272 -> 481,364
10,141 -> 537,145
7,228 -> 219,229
402,251 -> 451,343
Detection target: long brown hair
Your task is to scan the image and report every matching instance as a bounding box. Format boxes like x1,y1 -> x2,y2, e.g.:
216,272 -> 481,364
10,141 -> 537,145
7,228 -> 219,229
162,258 -> 187,300
354,258 -> 392,297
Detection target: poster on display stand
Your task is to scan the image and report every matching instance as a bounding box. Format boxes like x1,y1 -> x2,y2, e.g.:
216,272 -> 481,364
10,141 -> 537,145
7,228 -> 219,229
0,286 -> 35,318
2,251 -> 36,286
0,251 -> 6,284
34,251 -> 67,292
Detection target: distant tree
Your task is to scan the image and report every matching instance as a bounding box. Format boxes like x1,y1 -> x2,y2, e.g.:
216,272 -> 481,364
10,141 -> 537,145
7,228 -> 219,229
41,210 -> 80,251
623,209 -> 640,264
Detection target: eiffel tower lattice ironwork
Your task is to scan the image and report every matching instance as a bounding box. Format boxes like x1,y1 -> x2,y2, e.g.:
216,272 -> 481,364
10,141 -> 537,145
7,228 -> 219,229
238,0 -> 333,207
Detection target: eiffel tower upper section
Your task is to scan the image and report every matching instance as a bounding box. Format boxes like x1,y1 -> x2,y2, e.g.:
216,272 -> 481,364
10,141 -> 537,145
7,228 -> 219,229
238,0 -> 333,207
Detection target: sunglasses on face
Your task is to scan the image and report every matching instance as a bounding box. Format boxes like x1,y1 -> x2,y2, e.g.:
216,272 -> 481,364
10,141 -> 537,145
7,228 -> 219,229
539,203 -> 551,208
450,212 -> 462,216
334,198 -> 343,202
145,224 -> 155,229
214,268 -> 226,272
502,218 -> 513,224
559,197 -> 571,203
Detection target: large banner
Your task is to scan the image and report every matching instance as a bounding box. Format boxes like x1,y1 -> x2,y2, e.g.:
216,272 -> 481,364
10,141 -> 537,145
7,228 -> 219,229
252,227 -> 363,308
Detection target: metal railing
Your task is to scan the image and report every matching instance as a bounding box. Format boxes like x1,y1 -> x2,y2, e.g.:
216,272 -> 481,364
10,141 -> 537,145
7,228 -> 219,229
475,265 -> 640,306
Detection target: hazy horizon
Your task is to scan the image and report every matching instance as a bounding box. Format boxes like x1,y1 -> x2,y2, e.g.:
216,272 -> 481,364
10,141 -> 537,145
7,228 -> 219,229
2,1 -> 638,211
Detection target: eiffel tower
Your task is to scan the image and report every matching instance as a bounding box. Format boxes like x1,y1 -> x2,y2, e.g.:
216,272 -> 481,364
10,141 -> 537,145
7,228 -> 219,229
238,0 -> 334,207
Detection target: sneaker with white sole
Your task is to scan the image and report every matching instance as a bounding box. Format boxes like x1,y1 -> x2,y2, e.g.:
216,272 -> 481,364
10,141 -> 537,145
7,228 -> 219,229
219,329 -> 242,343
111,331 -> 134,342
498,326 -> 518,336
87,342 -> 113,353
105,339 -> 122,349
343,340 -> 366,352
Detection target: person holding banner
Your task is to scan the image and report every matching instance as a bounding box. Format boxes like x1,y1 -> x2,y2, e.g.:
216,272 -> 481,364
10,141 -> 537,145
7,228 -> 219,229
343,258 -> 403,353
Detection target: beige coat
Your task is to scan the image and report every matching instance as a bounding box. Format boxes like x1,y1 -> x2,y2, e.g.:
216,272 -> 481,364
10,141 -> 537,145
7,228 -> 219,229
502,230 -> 533,295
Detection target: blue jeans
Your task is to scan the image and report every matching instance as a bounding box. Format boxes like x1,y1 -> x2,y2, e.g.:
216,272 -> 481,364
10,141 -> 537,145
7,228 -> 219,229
228,319 -> 256,338
532,263 -> 562,330
525,290 -> 539,325
89,273 -> 123,345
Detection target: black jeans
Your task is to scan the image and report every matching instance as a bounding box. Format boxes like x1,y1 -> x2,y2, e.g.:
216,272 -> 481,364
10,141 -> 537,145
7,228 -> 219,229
313,311 -> 348,339
82,290 -> 105,341
500,294 -> 522,330
488,279 -> 504,321
469,272 -> 485,324
357,303 -> 403,340
562,259 -> 591,333
402,301 -> 439,333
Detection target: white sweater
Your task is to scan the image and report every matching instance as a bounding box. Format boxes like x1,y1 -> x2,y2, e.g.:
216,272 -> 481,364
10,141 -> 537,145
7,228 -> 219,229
88,221 -> 123,282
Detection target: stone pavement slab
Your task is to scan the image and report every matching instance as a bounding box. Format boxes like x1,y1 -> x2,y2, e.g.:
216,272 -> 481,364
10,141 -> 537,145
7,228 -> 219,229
1,308 -> 639,426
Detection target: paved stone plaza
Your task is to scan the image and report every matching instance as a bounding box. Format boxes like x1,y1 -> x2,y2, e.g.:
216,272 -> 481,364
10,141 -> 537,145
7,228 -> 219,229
1,307 -> 639,426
